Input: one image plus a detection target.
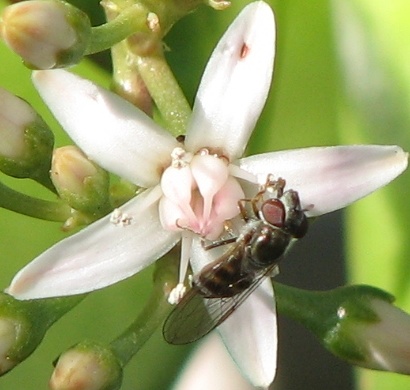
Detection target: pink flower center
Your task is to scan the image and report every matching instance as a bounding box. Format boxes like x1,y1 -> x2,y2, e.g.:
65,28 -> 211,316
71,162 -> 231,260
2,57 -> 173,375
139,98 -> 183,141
159,147 -> 244,240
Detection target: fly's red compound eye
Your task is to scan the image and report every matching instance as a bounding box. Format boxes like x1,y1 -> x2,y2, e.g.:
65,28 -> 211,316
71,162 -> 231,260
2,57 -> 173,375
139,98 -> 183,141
261,199 -> 285,228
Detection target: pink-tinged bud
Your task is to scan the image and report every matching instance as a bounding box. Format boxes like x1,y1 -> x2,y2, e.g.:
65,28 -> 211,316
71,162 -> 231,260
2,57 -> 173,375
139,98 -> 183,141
0,87 -> 54,179
348,299 -> 410,374
0,0 -> 91,69
49,341 -> 122,390
51,146 -> 110,215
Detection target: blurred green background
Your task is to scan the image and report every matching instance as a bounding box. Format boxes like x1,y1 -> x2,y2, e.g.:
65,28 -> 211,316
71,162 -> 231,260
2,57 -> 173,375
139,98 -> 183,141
0,0 -> 409,389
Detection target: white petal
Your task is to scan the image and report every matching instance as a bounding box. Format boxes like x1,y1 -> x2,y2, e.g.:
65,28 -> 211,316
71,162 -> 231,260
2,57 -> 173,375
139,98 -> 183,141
218,281 -> 277,388
8,187 -> 180,299
33,70 -> 179,187
173,333 -> 256,390
190,239 -> 277,387
239,145 -> 408,217
185,1 -> 275,160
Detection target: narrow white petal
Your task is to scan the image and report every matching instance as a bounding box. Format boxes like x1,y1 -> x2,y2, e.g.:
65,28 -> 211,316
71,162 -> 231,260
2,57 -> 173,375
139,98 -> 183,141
173,333 -> 256,390
185,1 -> 275,159
8,187 -> 180,299
218,281 -> 277,388
33,70 -> 179,187
190,239 -> 277,387
239,145 -> 408,217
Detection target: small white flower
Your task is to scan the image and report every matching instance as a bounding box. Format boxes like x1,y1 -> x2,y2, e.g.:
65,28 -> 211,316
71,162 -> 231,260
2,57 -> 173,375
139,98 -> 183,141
6,1 -> 408,387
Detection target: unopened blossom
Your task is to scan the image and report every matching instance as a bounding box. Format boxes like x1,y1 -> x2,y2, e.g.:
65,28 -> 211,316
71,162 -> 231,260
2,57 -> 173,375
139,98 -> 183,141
342,299 -> 410,374
51,146 -> 110,214
49,341 -> 122,390
0,0 -> 91,69
6,1 -> 408,387
0,87 -> 54,179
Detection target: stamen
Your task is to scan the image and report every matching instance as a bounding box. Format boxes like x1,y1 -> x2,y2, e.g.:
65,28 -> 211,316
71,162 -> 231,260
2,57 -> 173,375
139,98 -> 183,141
179,231 -> 193,283
168,283 -> 187,305
228,164 -> 258,183
110,208 -> 133,226
170,147 -> 191,168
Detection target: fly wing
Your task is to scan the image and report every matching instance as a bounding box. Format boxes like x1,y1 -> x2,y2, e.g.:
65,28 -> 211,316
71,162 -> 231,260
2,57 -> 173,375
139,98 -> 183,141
163,288 -> 213,345
162,264 -> 279,345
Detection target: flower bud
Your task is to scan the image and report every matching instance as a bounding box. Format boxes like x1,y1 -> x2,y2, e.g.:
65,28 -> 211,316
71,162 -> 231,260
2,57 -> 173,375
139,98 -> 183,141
334,298 -> 410,374
275,283 -> 410,375
0,318 -> 19,374
0,87 -> 54,180
49,341 -> 122,390
51,146 -> 110,215
0,0 -> 91,69
0,292 -> 83,376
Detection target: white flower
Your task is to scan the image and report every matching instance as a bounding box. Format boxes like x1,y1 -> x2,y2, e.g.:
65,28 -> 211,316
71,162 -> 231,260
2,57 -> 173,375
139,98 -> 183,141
5,1 -> 408,387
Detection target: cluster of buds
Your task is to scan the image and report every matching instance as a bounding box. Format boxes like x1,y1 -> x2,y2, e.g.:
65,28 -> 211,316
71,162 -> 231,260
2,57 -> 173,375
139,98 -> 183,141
0,84 -> 112,226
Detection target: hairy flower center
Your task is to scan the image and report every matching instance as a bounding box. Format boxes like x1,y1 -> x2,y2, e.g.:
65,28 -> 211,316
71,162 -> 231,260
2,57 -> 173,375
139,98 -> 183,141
159,147 -> 244,240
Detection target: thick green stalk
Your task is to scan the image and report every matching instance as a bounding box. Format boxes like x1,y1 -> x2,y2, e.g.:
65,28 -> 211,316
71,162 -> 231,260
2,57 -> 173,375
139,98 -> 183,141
87,4 -> 151,54
136,54 -> 191,135
109,253 -> 179,366
0,181 -> 71,222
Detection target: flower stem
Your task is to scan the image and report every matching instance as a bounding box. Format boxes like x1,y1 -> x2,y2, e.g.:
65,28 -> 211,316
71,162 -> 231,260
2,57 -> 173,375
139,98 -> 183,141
109,251 -> 179,366
0,181 -> 71,222
103,2 -> 192,135
137,54 -> 191,135
86,4 -> 151,55
90,0 -> 206,55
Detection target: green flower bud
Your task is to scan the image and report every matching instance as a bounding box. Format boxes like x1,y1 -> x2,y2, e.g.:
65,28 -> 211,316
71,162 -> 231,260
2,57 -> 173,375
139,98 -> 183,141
0,87 -> 54,181
0,0 -> 91,69
0,317 -> 19,374
331,297 -> 410,374
49,341 -> 122,390
51,146 -> 111,216
0,293 -> 83,375
275,283 -> 410,375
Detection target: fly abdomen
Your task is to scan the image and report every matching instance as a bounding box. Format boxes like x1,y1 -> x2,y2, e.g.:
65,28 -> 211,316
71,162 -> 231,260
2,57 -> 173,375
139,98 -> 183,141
192,247 -> 254,298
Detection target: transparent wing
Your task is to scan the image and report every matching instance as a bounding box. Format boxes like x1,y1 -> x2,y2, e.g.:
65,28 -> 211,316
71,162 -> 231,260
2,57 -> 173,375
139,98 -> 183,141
162,264 -> 278,345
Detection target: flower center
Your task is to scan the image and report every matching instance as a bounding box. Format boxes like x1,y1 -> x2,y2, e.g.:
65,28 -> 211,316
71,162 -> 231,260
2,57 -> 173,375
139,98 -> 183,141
159,147 -> 244,240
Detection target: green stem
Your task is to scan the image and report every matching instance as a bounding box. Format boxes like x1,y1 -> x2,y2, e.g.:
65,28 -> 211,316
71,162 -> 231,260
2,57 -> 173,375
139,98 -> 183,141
109,252 -> 179,366
32,170 -> 57,194
0,181 -> 71,222
110,39 -> 154,116
22,295 -> 86,329
103,2 -> 192,134
137,54 -> 191,135
87,4 -> 151,54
